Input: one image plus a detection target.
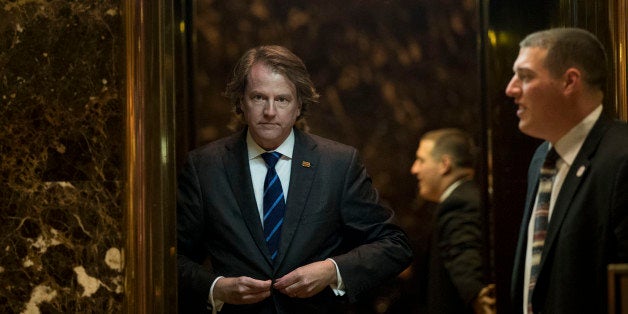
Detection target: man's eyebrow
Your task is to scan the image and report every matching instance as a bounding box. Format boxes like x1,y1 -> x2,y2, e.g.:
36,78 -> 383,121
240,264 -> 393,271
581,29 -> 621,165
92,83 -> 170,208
513,66 -> 533,74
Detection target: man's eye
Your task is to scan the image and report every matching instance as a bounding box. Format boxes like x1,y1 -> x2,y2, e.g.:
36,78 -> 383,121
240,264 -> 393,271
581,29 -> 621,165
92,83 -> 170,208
275,97 -> 292,107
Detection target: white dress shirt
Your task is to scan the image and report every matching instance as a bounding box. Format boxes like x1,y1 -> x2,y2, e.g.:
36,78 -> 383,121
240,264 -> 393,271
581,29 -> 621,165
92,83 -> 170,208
247,130 -> 294,223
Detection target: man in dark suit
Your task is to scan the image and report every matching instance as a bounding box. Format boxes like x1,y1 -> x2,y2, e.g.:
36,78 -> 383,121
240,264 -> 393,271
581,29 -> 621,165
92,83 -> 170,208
409,128 -> 495,314
505,27 -> 628,314
177,45 -> 413,313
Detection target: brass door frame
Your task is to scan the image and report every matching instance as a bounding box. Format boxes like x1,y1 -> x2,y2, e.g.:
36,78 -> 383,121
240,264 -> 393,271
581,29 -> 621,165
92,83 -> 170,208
610,0 -> 627,121
124,1 -> 177,312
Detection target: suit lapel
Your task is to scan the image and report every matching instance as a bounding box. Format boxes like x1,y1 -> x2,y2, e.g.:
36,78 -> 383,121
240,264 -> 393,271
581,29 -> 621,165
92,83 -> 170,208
274,129 -> 319,267
539,116 -> 611,268
223,129 -> 274,267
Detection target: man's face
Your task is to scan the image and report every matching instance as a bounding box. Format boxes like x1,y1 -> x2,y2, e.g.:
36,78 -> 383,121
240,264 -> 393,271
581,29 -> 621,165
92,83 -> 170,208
410,139 -> 442,202
242,62 -> 300,150
505,47 -> 567,141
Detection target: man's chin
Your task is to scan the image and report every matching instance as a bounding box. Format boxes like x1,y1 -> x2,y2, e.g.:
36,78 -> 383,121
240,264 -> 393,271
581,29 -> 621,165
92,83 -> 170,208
518,121 -> 531,134
252,131 -> 286,149
518,123 -> 543,139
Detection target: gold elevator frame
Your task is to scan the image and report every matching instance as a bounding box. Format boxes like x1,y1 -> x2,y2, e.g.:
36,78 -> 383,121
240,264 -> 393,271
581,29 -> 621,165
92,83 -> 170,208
124,1 -> 178,312
610,0 -> 627,121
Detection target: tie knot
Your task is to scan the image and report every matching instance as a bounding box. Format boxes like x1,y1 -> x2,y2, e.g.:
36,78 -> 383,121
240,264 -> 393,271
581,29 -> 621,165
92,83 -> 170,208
543,148 -> 560,170
262,152 -> 281,169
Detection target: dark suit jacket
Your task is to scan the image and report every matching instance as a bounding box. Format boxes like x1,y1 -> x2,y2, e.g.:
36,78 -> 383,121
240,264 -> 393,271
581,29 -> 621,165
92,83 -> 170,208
177,128 -> 413,313
426,180 -> 486,314
511,115 -> 628,314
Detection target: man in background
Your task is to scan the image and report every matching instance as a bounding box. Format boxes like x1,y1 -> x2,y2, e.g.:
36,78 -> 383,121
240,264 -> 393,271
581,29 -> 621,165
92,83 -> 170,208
410,128 -> 495,314
505,27 -> 628,314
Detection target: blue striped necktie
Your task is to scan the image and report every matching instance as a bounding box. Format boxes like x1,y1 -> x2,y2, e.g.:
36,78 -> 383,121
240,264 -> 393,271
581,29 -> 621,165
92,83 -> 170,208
261,152 -> 286,261
528,148 -> 559,313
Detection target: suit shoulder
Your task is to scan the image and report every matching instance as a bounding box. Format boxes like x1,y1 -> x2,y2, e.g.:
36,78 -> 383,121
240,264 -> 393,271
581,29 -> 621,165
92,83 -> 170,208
303,132 -> 358,154
186,132 -> 242,161
453,180 -> 481,196
441,181 -> 481,210
604,119 -> 628,140
599,120 -> 628,154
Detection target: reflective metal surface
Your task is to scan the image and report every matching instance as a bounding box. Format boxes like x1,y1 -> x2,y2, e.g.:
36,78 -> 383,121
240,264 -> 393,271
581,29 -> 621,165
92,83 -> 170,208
610,0 -> 627,121
125,1 -> 177,312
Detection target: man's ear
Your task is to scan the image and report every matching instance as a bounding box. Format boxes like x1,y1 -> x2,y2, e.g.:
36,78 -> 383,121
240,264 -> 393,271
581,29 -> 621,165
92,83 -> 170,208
563,67 -> 582,95
439,155 -> 453,175
237,99 -> 245,113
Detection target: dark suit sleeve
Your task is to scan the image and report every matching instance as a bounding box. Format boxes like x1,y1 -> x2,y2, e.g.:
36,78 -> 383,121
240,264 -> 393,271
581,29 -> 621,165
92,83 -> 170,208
330,148 -> 413,302
437,188 -> 485,305
177,153 -> 215,311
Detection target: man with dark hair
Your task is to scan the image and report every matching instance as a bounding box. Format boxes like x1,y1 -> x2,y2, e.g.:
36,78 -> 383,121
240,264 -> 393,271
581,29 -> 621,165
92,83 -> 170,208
410,128 -> 495,314
177,45 -> 413,313
506,27 -> 628,314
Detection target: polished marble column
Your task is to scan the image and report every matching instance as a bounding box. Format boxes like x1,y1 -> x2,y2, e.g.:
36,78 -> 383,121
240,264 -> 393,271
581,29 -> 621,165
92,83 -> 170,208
1,0 -> 178,312
1,2 -> 125,312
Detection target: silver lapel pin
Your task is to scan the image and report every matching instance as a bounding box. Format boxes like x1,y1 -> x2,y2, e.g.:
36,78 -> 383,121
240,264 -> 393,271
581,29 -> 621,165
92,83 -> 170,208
576,165 -> 586,177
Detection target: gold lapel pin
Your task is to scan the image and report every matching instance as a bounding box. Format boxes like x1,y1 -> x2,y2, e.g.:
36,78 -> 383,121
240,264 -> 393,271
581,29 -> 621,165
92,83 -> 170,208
301,161 -> 311,168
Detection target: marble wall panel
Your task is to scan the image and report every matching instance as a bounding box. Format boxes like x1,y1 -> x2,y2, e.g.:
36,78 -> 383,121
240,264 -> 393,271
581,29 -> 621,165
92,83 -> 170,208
0,1 -> 124,313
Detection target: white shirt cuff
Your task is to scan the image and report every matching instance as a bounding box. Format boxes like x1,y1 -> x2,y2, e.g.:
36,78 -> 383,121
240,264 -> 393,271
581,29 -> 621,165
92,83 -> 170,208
326,258 -> 346,296
209,276 -> 225,314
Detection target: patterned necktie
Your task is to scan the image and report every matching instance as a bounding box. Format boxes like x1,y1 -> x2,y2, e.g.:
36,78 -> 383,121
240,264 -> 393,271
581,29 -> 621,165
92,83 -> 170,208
528,148 -> 559,313
261,152 -> 286,261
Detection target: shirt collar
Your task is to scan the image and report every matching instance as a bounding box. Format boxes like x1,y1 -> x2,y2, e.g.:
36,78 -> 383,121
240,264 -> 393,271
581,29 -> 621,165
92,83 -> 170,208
553,105 -> 602,167
439,178 -> 469,202
247,129 -> 295,160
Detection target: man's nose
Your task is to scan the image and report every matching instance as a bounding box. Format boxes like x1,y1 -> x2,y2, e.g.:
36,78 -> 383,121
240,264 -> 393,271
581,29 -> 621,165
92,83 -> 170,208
410,162 -> 419,175
505,76 -> 519,97
264,101 -> 277,115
